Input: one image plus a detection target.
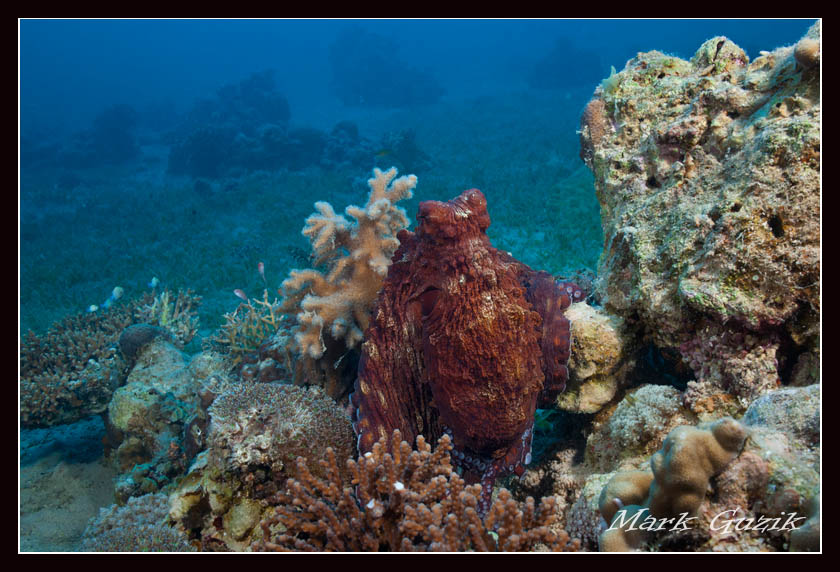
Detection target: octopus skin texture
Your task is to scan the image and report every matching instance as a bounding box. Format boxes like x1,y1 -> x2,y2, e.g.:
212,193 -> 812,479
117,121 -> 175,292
350,188 -> 584,513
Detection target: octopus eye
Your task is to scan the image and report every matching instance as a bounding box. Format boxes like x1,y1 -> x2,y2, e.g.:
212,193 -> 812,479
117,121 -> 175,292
418,287 -> 441,316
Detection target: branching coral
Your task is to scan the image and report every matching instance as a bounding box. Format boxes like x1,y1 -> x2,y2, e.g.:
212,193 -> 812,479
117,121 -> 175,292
208,289 -> 284,366
281,167 -> 416,358
279,167 -> 416,399
20,295 -> 154,428
255,429 -> 580,552
135,287 -> 202,347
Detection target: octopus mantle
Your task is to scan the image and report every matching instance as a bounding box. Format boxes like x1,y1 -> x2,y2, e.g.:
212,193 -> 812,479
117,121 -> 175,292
350,188 -> 583,513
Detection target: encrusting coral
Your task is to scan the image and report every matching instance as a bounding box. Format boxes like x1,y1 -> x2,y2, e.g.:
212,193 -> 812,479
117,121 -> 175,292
598,418 -> 748,551
279,166 -> 417,399
255,429 -> 580,552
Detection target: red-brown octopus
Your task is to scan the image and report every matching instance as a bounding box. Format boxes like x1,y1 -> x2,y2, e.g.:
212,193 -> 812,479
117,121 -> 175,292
350,188 -> 584,514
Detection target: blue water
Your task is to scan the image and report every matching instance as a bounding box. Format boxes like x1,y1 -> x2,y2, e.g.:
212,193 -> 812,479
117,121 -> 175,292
18,18 -> 815,552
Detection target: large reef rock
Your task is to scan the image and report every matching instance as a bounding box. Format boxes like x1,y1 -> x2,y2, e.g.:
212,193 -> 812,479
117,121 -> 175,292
580,23 -> 820,411
105,339 -> 228,503
350,187 -> 584,515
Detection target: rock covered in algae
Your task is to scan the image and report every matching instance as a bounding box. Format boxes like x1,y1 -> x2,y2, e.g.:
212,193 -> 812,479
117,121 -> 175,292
555,303 -> 637,414
580,22 -> 820,407
585,384 -> 820,552
105,340 -> 229,503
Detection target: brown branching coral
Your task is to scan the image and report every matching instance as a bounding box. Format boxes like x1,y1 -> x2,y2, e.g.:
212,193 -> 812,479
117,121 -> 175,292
255,430 -> 580,552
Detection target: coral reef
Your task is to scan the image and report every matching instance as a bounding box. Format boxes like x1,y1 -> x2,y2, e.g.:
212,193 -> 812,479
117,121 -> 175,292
169,383 -> 354,551
134,287 -> 202,348
20,297 -> 148,428
255,430 -> 580,552
350,186 -> 584,514
104,340 -> 231,503
598,418 -> 748,551
580,24 -> 820,403
106,338 -> 201,502
80,493 -> 195,552
559,382 -> 820,553
280,167 -> 417,400
167,70 -> 291,178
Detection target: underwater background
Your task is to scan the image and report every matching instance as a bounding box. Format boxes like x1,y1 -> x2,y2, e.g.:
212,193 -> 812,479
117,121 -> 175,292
19,19 -> 818,552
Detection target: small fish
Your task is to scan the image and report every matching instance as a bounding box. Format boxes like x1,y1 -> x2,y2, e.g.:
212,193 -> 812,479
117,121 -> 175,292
87,304 -> 99,313
258,261 -> 266,285
148,276 -> 161,288
102,286 -> 125,309
234,289 -> 248,302
374,148 -> 393,159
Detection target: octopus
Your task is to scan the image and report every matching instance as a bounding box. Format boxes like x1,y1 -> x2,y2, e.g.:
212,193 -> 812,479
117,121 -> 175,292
350,188 -> 584,514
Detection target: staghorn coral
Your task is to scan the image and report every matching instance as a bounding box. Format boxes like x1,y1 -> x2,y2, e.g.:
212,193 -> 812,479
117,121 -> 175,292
255,430 -> 580,552
280,166 -> 416,399
81,493 -> 195,552
598,418 -> 748,551
351,187 -> 584,515
208,289 -> 284,366
19,294 -> 158,428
